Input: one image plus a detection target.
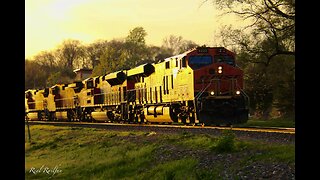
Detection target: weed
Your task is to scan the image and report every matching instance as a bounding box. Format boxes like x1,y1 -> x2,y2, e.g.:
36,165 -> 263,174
211,130 -> 236,153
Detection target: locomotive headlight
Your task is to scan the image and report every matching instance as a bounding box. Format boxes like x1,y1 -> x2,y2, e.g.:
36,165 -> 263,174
210,91 -> 215,96
218,66 -> 223,74
236,90 -> 241,95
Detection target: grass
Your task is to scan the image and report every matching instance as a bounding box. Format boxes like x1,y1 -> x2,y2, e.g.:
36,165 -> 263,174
234,117 -> 295,128
25,125 -> 295,179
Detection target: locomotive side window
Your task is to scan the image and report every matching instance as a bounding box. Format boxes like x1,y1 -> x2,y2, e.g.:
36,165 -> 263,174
150,87 -> 152,103
119,87 -> 121,102
182,57 -> 187,67
86,80 -> 94,89
165,61 -> 170,69
166,76 -> 169,94
95,77 -> 100,87
74,82 -> 83,93
159,86 -> 162,102
214,55 -> 235,66
171,74 -> 174,89
44,88 -> 49,97
123,87 -> 127,101
188,56 -> 212,69
52,86 -> 60,95
163,76 -> 166,95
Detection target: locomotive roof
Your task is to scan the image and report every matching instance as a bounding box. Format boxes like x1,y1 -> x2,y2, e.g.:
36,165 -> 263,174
127,63 -> 154,77
163,48 -> 196,62
104,70 -> 125,79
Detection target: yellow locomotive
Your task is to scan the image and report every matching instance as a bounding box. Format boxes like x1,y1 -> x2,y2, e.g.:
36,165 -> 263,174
25,46 -> 249,125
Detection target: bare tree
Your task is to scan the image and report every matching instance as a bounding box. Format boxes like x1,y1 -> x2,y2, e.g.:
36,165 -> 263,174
162,35 -> 198,55
55,39 -> 84,69
207,0 -> 295,62
33,50 -> 57,69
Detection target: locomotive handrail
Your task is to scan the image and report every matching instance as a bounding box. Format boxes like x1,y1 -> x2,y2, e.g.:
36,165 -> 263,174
238,85 -> 250,107
54,97 -> 76,101
127,89 -> 136,102
196,78 -> 243,98
195,78 -> 215,100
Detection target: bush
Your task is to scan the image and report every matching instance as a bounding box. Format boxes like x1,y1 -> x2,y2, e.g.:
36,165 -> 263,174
212,130 -> 236,153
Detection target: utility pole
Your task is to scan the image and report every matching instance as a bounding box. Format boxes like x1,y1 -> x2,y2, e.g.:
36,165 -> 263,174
25,111 -> 31,143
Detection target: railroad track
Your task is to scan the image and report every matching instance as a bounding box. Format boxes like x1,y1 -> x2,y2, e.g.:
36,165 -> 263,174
25,120 -> 295,134
25,120 -> 295,144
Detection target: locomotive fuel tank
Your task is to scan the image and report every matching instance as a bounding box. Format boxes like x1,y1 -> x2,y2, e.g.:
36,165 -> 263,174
27,112 -> 39,121
144,106 -> 172,123
55,111 -> 68,121
91,111 -> 110,121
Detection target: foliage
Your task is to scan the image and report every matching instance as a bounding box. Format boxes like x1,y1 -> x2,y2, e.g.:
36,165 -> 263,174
123,26 -> 149,68
91,40 -> 127,76
25,26 -> 198,90
46,70 -> 75,87
211,130 -> 236,153
235,117 -> 295,128
55,39 -> 85,69
25,60 -> 48,89
209,0 -> 295,118
83,39 -> 109,69
162,35 -> 198,55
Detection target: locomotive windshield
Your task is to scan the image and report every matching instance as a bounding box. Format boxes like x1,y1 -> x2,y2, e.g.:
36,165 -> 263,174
214,55 -> 235,66
188,56 -> 212,69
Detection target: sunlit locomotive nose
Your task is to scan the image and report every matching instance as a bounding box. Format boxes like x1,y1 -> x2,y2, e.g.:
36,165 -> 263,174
191,47 -> 249,125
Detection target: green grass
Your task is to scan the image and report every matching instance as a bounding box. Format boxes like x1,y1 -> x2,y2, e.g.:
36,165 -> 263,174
25,125 -> 295,179
235,117 -> 295,128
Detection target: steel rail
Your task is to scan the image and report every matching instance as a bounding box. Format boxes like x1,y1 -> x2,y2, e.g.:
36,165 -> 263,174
25,121 -> 295,134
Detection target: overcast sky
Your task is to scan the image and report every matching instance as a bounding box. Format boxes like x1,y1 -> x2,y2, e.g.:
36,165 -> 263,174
25,0 -> 239,59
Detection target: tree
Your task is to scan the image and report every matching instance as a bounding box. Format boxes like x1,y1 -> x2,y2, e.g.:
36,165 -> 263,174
25,60 -> 47,89
162,35 -> 198,55
147,45 -> 173,62
210,0 -> 295,61
92,39 -> 127,76
206,0 -> 295,119
162,35 -> 183,55
124,27 -> 149,68
126,27 -> 147,46
55,39 -> 85,69
33,50 -> 57,70
84,39 -> 109,68
46,71 -> 74,87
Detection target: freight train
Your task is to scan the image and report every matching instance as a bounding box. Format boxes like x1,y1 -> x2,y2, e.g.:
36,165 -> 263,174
25,46 -> 249,125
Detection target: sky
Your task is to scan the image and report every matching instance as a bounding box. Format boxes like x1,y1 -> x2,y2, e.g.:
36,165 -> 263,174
25,0 -> 239,59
